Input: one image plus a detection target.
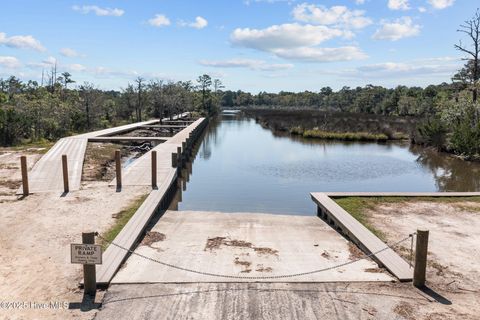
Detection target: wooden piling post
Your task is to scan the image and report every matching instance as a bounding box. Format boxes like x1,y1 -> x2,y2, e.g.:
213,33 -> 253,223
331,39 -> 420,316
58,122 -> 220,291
115,150 -> 122,190
177,146 -> 182,166
20,156 -> 29,196
62,155 -> 69,193
151,151 -> 157,188
172,152 -> 178,168
182,142 -> 187,158
413,229 -> 429,288
82,232 -> 96,296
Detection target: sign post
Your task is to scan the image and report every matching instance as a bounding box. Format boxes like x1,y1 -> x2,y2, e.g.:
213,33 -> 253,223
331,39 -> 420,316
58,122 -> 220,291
71,232 -> 102,296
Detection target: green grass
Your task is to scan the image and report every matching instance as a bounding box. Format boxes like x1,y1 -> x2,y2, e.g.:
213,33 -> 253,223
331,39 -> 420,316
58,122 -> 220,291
100,194 -> 149,250
334,196 -> 480,240
302,130 -> 389,142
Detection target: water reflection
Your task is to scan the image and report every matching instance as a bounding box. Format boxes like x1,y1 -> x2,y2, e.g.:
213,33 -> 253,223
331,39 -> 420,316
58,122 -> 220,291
173,115 -> 480,215
410,145 -> 480,191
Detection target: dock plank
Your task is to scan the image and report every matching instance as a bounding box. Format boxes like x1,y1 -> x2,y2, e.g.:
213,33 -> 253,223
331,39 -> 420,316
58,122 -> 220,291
311,192 -> 413,281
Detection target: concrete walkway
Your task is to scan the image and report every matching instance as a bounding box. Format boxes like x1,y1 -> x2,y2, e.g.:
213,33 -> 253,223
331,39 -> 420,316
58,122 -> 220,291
96,282 -> 426,320
112,210 -> 394,283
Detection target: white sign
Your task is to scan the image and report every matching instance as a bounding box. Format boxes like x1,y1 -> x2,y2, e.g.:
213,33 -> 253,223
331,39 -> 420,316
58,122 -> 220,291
70,244 -> 102,265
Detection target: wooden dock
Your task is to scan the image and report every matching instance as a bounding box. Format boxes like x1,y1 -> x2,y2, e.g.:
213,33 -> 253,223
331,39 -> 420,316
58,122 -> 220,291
95,118 -> 208,286
19,113 -> 189,194
311,192 -> 413,281
109,118 -> 206,186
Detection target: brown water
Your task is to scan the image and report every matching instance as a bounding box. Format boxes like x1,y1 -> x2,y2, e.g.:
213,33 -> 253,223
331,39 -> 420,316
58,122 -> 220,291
175,114 -> 480,215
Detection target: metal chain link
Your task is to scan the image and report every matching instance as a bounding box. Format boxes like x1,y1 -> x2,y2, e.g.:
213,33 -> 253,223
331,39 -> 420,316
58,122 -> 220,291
95,232 -> 415,280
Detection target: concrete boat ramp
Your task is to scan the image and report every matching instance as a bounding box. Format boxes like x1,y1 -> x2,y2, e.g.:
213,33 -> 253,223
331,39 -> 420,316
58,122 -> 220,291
111,210 -> 394,284
96,210 -> 398,319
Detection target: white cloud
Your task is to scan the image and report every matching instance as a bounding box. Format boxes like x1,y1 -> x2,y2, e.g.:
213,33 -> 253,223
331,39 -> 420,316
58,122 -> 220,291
199,58 -> 293,71
388,0 -> 410,11
231,23 -> 348,51
332,57 -> 461,79
322,57 -> 462,86
292,4 -> 372,29
27,56 -> 58,69
428,0 -> 455,9
179,16 -> 208,29
60,48 -> 83,58
0,32 -> 46,52
0,56 -> 21,69
148,14 -> 171,27
355,0 -> 366,4
418,7 -> 427,13
72,5 -> 124,17
272,46 -> 368,62
372,17 -> 420,41
68,63 -> 87,72
93,66 -> 139,78
231,23 -> 366,62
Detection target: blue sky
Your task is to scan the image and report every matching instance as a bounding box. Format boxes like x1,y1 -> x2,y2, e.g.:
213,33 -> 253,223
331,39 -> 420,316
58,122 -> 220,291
0,0 -> 475,92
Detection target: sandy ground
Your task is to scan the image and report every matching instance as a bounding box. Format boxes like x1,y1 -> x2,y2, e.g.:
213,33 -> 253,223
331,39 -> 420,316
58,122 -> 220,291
366,200 -> 480,319
0,148 -> 150,320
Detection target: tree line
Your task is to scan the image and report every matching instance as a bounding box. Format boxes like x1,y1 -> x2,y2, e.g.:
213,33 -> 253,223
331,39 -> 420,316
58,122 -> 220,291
0,74 -> 222,146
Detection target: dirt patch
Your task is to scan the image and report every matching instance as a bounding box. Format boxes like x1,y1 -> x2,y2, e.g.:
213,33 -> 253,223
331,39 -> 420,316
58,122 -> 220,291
255,265 -> 273,273
364,267 -> 384,274
227,239 -> 253,248
0,179 -> 21,189
253,247 -> 279,256
82,142 -> 153,181
234,257 -> 252,273
348,242 -> 364,260
82,142 -> 126,181
393,301 -> 415,320
204,236 -> 278,256
321,250 -> 331,259
204,236 -> 227,251
141,231 -> 166,247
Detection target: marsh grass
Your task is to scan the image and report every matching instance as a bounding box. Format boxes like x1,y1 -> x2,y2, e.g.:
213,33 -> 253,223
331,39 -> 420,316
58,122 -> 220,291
302,130 -> 388,142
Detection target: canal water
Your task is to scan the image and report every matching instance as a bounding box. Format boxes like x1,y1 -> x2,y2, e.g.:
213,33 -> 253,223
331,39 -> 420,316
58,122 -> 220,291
176,113 -> 480,215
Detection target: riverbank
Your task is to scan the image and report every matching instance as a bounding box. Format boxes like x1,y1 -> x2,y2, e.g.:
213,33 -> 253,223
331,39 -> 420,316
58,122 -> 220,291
244,109 -> 415,142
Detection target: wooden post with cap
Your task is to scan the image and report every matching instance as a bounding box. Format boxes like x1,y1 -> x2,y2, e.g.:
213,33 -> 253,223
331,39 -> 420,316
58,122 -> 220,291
20,156 -> 29,196
413,229 -> 429,288
115,150 -> 122,191
62,155 -> 69,193
151,151 -> 157,188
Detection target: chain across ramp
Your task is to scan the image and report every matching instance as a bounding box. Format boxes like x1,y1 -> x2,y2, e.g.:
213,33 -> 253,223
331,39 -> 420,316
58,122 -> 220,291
95,232 -> 415,280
